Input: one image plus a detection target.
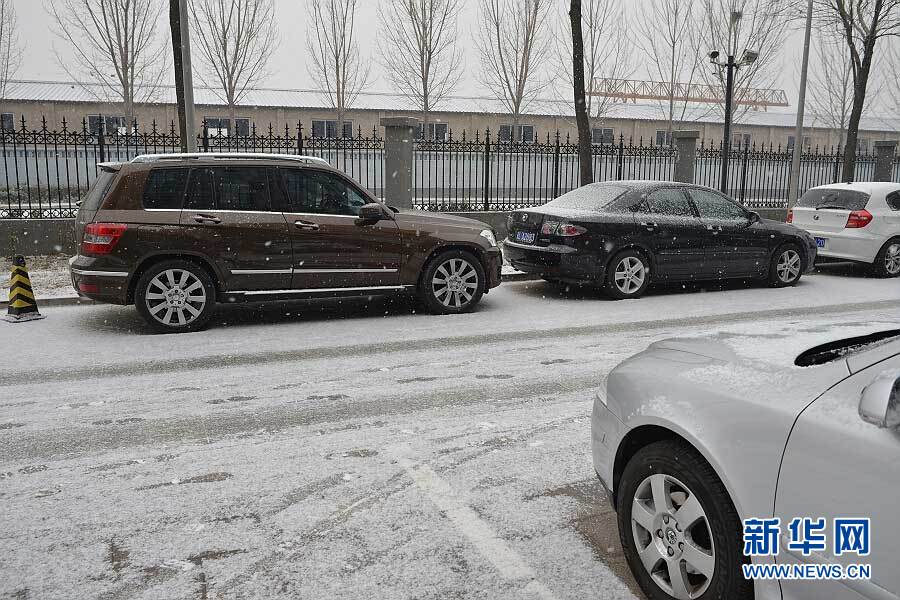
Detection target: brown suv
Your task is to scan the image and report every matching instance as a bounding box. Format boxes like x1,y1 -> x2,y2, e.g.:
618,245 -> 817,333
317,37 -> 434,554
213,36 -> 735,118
70,153 -> 502,332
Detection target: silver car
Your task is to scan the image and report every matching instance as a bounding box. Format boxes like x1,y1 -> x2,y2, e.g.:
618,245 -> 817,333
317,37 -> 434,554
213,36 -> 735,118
592,323 -> 900,600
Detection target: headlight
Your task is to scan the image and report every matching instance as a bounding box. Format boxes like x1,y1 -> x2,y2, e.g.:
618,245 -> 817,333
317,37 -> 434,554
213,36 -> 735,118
479,229 -> 497,247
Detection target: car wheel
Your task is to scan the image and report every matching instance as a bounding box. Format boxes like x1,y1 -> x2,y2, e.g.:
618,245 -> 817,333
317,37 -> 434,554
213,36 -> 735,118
419,250 -> 485,314
872,238 -> 900,278
605,249 -> 651,299
617,440 -> 753,600
768,243 -> 803,287
135,260 -> 216,333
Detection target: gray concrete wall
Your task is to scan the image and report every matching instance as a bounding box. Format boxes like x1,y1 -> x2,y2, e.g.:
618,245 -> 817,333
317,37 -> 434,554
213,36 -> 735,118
1,219 -> 76,256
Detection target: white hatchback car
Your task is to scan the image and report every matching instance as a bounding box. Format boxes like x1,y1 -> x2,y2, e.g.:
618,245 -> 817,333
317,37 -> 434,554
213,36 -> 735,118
592,323 -> 900,600
789,182 -> 900,277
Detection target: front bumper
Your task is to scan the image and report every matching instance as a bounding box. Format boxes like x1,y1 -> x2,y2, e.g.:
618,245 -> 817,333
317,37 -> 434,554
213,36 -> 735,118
69,255 -> 131,304
591,386 -> 627,509
483,247 -> 502,290
504,240 -> 605,283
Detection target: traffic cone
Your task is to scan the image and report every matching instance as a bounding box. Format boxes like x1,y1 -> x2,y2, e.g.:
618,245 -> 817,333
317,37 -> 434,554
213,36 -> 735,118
3,256 -> 45,323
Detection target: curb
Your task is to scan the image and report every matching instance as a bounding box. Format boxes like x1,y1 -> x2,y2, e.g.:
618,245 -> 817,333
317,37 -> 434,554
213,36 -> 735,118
1,295 -> 95,309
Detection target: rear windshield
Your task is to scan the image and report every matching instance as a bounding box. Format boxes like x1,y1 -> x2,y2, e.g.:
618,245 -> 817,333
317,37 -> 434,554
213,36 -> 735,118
796,188 -> 869,211
80,170 -> 117,212
545,183 -> 628,211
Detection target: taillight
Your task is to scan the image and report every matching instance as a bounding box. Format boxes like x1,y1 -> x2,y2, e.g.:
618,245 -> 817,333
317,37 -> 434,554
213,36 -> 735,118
82,223 -> 127,255
541,221 -> 586,237
845,209 -> 873,228
786,209 -> 793,223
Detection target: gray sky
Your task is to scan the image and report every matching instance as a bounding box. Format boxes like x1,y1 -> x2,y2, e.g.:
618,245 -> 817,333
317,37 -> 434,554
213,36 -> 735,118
10,0 -> 816,107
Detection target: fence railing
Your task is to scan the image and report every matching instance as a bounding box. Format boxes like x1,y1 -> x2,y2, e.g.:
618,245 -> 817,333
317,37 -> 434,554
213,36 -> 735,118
2,117 -> 898,218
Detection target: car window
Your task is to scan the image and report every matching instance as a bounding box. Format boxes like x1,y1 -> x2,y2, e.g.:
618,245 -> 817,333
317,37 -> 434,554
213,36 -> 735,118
80,170 -> 117,212
281,169 -> 369,216
689,189 -> 747,220
796,188 -> 870,211
886,192 -> 900,211
647,188 -> 694,217
142,169 -> 188,210
545,183 -> 629,211
184,167 -> 270,211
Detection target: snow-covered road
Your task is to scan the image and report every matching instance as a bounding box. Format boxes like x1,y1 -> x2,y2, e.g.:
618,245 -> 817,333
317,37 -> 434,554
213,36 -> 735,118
1,266 -> 898,599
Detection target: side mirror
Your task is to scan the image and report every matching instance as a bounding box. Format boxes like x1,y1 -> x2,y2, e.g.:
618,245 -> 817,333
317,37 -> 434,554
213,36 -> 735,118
357,203 -> 386,223
859,369 -> 900,429
747,211 -> 760,225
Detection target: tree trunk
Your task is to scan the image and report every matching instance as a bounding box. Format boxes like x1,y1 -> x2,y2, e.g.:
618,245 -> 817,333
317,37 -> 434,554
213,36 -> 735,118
569,0 -> 592,185
170,0 -> 189,151
842,62 -> 871,181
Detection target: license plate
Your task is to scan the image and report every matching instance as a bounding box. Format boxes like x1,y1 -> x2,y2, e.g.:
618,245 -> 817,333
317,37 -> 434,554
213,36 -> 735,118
815,237 -> 826,249
515,231 -> 536,244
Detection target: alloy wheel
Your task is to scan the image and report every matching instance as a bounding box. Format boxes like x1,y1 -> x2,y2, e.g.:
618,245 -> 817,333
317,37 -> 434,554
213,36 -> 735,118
614,256 -> 646,295
776,249 -> 801,283
884,243 -> 900,275
431,258 -> 479,308
144,269 -> 207,327
631,473 -> 716,600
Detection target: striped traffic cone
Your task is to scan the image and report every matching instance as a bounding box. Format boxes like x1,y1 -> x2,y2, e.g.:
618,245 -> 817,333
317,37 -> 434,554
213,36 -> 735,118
3,256 -> 45,323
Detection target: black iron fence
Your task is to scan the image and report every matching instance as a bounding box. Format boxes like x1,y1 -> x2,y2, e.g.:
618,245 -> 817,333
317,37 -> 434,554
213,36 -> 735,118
2,117 -> 899,218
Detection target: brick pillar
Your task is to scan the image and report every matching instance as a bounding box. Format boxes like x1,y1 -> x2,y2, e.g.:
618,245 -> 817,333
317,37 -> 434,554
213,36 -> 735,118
380,116 -> 420,209
673,130 -> 701,184
873,140 -> 898,182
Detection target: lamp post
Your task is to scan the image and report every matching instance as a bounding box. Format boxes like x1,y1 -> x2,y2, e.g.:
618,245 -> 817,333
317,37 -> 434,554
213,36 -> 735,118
709,11 -> 758,194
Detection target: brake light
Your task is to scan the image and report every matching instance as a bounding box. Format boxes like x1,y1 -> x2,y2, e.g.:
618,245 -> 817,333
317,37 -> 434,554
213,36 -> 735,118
541,221 -> 586,236
541,221 -> 559,235
845,209 -> 873,228
786,209 -> 793,223
82,223 -> 127,255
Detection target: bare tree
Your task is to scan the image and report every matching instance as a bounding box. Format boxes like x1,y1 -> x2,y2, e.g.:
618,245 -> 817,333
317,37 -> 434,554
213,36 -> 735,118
694,0 -> 791,124
378,0 -> 463,139
815,0 -> 900,180
0,0 -> 22,100
47,0 -> 165,125
887,38 -> 900,117
634,0 -> 704,141
190,0 -> 277,129
474,0 -> 553,140
307,0 -> 370,136
554,0 -> 632,132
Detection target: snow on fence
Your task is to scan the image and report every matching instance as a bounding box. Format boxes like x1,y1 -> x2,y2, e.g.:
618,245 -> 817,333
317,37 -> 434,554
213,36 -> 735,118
1,118 -> 897,218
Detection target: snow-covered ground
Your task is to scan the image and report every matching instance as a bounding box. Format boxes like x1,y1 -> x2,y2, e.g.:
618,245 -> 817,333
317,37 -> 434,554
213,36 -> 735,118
1,270 -> 898,599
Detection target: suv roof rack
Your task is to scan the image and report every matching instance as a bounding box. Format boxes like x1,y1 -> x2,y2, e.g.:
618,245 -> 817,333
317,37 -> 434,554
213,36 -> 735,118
130,153 -> 331,167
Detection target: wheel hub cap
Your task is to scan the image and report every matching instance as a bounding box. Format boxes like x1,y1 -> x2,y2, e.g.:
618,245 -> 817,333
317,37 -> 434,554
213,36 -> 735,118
614,256 -> 646,294
885,244 -> 900,274
145,268 -> 207,327
777,250 -> 801,282
432,258 -> 478,308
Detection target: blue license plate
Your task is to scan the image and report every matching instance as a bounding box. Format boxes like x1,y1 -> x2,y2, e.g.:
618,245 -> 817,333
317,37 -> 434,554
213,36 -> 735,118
516,231 -> 536,244
815,237 -> 826,248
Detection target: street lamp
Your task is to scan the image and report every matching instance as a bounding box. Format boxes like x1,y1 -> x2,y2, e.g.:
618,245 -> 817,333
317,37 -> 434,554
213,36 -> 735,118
710,40 -> 758,193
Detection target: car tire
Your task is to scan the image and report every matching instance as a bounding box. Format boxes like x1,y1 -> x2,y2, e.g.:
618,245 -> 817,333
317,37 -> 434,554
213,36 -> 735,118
135,259 -> 216,333
617,439 -> 753,600
871,238 -> 900,278
767,243 -> 803,287
418,250 -> 486,314
605,249 -> 651,299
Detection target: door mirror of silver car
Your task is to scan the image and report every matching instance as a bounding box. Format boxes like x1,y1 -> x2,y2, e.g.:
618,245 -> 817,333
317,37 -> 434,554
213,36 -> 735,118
357,203 -> 385,223
858,369 -> 900,429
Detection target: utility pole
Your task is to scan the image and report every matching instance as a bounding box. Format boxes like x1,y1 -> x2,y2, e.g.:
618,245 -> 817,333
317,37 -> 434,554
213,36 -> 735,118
720,55 -> 735,194
169,0 -> 197,152
788,0 -> 814,208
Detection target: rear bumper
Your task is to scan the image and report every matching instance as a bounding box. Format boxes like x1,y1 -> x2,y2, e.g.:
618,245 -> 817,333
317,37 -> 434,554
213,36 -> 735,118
69,255 -> 131,304
801,228 -> 882,264
504,240 -> 605,282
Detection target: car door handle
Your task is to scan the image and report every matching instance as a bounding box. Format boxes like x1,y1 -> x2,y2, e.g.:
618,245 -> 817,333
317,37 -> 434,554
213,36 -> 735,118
640,221 -> 658,231
294,220 -> 320,231
193,214 -> 221,224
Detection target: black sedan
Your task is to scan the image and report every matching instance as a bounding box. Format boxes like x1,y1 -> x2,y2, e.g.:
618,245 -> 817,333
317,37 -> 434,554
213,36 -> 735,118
504,181 -> 817,299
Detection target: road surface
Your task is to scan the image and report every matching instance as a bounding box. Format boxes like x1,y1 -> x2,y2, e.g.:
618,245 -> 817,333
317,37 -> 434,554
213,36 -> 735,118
1,265 -> 898,599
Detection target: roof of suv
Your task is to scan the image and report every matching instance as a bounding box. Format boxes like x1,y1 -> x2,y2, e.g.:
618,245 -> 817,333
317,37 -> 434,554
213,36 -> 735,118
130,153 -> 332,168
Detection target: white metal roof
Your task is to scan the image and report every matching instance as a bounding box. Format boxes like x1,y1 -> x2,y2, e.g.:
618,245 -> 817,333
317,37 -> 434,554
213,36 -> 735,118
3,79 -> 900,133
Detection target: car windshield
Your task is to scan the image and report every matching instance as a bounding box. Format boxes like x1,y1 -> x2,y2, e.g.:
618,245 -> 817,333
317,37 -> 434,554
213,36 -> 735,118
545,183 -> 629,211
795,330 -> 900,366
796,188 -> 870,211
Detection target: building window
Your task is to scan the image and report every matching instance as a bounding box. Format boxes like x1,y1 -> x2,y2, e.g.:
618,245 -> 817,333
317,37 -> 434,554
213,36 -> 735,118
787,136 -> 811,151
731,133 -> 752,149
234,118 -> 251,137
857,138 -> 869,152
499,124 -> 535,143
88,115 -> 127,135
312,120 -> 353,139
655,130 -> 672,146
204,117 -> 231,136
0,113 -> 13,132
592,128 -> 614,145
419,122 -> 449,141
